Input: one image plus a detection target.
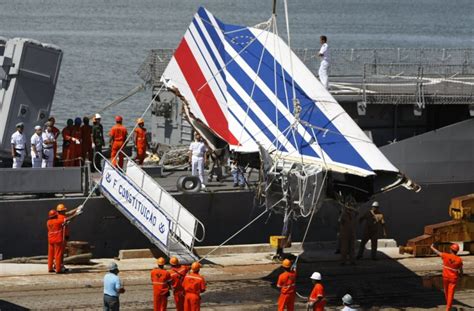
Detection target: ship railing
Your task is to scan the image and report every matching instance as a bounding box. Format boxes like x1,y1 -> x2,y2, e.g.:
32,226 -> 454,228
94,151 -> 205,252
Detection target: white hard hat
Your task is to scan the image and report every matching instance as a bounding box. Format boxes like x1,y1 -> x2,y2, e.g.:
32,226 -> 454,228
34,125 -> 42,130
371,201 -> 379,207
310,272 -> 322,281
342,294 -> 353,305
95,113 -> 101,119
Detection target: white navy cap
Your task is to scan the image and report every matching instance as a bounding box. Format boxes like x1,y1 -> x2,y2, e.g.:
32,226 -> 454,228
34,125 -> 42,130
16,122 -> 24,128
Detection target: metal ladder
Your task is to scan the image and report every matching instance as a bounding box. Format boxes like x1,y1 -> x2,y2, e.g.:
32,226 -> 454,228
97,152 -> 205,263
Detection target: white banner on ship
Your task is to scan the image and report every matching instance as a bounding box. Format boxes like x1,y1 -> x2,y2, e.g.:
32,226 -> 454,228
100,163 -> 170,247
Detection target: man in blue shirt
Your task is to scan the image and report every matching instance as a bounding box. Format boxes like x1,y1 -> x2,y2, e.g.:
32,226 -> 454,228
103,262 -> 125,310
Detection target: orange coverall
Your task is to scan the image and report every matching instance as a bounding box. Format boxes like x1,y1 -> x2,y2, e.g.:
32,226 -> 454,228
308,283 -> 326,311
151,268 -> 171,311
81,124 -> 93,163
170,265 -> 190,311
134,127 -> 148,165
441,252 -> 463,310
277,270 -> 297,311
47,217 -> 65,273
71,125 -> 82,166
182,272 -> 206,311
62,126 -> 74,167
52,126 -> 60,162
109,124 -> 128,168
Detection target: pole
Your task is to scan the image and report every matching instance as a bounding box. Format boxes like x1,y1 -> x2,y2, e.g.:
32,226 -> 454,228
272,0 -> 277,15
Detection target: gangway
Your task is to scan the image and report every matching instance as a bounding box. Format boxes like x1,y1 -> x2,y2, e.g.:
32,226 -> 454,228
97,153 -> 205,263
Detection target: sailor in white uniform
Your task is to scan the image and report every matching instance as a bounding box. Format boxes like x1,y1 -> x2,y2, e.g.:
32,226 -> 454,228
11,122 -> 26,168
42,122 -> 56,168
318,35 -> 330,89
188,133 -> 208,188
30,125 -> 43,168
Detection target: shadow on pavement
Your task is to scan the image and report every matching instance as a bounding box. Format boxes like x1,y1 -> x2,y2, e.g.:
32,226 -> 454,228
0,300 -> 29,311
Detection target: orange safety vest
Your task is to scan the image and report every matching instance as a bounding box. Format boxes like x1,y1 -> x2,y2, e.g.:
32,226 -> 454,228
170,265 -> 190,293
309,283 -> 326,310
151,268 -> 171,295
47,218 -> 65,244
109,124 -> 128,144
277,270 -> 297,295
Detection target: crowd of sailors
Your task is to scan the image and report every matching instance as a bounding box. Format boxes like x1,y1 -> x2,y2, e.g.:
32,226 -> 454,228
10,114 -> 148,171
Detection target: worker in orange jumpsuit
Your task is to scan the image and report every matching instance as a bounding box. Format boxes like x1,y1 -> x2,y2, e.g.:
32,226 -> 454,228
307,272 -> 326,311
151,257 -> 171,311
47,209 -> 66,273
109,116 -> 128,168
182,262 -> 206,311
134,118 -> 148,165
48,116 -> 60,165
169,257 -> 190,311
277,259 -> 296,311
81,116 -> 93,164
62,119 -> 76,167
431,243 -> 463,310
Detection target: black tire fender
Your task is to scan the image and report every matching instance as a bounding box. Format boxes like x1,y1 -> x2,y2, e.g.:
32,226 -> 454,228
177,175 -> 201,193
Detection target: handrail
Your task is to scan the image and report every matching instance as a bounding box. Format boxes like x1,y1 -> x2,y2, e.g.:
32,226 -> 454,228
120,151 -> 206,243
96,150 -> 205,246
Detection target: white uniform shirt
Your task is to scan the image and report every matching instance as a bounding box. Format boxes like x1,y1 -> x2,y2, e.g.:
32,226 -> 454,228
30,133 -> 43,154
189,141 -> 207,158
341,307 -> 358,311
11,131 -> 26,150
319,43 -> 329,62
42,131 -> 55,148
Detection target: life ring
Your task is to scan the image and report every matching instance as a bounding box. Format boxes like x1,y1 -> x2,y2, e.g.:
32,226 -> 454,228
177,175 -> 201,193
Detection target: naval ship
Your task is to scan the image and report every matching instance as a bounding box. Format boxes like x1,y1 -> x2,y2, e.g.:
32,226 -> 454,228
0,10 -> 473,261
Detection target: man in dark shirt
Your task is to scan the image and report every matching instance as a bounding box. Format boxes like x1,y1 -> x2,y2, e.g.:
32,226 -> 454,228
92,113 -> 105,171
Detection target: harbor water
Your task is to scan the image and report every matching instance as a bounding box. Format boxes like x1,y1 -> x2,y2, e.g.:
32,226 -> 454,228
1,0 -> 472,131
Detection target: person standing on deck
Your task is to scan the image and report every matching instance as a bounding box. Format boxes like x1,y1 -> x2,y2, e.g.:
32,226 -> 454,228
109,116 -> 128,168
71,117 -> 83,166
318,35 -> 330,89
182,262 -> 206,311
356,201 -> 387,260
91,114 -> 105,171
11,122 -> 26,168
188,133 -> 207,189
62,119 -> 76,167
30,125 -> 43,168
103,262 -> 125,311
431,243 -> 463,310
151,257 -> 171,311
307,272 -> 326,311
134,118 -> 148,165
47,116 -> 60,164
42,122 -> 56,168
81,116 -> 93,164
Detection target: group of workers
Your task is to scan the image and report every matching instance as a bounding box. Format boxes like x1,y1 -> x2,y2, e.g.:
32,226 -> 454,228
10,114 -> 149,170
103,257 -> 205,311
337,201 -> 387,265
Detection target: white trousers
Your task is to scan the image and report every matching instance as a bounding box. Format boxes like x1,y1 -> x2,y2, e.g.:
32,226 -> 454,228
12,150 -> 25,168
42,148 -> 54,168
31,151 -> 42,168
191,156 -> 205,183
319,60 -> 329,89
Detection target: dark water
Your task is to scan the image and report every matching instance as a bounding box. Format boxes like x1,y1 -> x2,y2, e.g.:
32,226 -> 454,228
1,0 -> 472,131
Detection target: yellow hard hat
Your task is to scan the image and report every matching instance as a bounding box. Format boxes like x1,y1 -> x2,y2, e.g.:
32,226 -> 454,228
156,257 -> 166,266
191,262 -> 201,272
170,257 -> 179,266
56,204 -> 67,212
281,259 -> 292,268
136,118 -> 144,124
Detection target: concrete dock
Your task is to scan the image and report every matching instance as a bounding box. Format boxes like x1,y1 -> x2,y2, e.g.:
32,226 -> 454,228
0,245 -> 473,310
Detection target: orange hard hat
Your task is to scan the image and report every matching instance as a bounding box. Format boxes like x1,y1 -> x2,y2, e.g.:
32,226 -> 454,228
281,259 -> 292,268
48,209 -> 58,218
56,203 -> 67,212
170,257 -> 179,266
136,118 -> 144,124
156,257 -> 166,266
191,262 -> 201,272
115,115 -> 123,122
450,243 -> 460,253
